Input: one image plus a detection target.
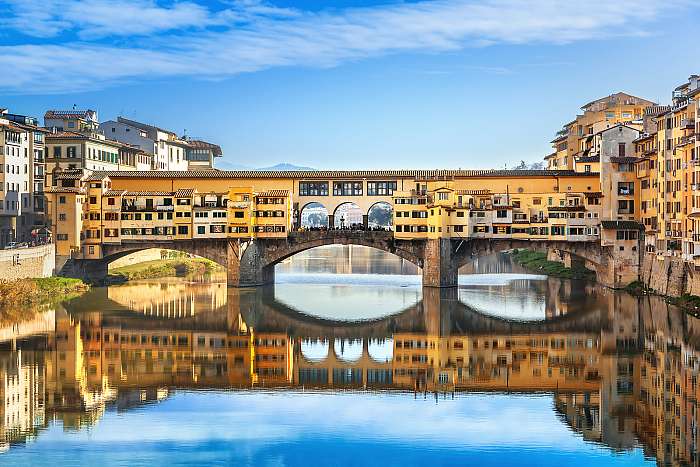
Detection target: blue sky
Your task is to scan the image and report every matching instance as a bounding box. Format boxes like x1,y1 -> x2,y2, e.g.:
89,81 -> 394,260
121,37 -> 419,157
0,0 -> 697,169
2,391 -> 654,466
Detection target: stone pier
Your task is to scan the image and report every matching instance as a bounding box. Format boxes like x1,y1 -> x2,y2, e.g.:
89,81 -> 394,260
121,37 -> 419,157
422,238 -> 458,288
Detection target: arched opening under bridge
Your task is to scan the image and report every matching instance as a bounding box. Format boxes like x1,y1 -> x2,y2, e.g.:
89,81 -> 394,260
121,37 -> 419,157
367,202 -> 393,230
299,202 -> 329,229
333,202 -> 363,229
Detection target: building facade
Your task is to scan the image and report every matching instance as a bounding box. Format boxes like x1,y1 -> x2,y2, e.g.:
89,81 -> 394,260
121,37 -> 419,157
0,109 -> 49,246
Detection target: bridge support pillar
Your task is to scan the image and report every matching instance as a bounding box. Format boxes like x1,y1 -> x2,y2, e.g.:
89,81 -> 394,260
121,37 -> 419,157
227,239 -> 274,287
328,214 -> 334,229
362,215 -> 369,229
422,238 -> 458,288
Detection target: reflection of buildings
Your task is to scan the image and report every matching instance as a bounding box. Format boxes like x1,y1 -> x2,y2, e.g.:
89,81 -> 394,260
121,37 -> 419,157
2,286 -> 700,465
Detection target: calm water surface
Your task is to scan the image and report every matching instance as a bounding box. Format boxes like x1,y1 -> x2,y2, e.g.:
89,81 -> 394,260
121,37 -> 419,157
0,245 -> 691,465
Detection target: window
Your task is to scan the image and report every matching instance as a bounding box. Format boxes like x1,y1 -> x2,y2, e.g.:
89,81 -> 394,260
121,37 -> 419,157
53,146 -> 61,158
333,181 -> 363,196
58,213 -> 66,221
617,182 -> 634,196
59,196 -> 66,204
496,210 -> 508,218
177,226 -> 189,235
197,226 -> 205,234
67,146 -> 77,158
618,143 -> 626,157
367,181 -> 397,196
616,230 -> 639,240
618,200 -> 635,214
299,181 -> 328,196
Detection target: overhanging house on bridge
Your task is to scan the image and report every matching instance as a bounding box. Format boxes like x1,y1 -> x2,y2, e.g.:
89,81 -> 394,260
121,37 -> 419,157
44,168 -> 643,288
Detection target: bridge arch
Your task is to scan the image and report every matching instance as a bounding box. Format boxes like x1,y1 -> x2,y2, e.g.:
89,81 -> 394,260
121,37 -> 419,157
99,241 -> 229,269
333,338 -> 364,362
252,231 -> 425,275
299,202 -> 329,228
452,238 -> 606,279
300,339 -> 329,362
332,201 -> 363,229
367,201 -> 393,229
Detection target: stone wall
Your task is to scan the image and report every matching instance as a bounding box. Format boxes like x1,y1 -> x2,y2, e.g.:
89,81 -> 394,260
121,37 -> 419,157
640,252 -> 700,297
0,244 -> 55,281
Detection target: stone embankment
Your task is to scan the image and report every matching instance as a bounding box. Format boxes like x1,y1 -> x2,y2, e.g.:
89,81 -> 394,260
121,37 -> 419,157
640,253 -> 700,297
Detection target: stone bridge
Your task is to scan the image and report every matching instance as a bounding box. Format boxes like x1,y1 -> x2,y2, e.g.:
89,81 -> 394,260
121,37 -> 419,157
60,230 -> 626,288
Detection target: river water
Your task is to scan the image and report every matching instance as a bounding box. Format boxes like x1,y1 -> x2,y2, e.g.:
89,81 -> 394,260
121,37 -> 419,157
0,245 -> 693,465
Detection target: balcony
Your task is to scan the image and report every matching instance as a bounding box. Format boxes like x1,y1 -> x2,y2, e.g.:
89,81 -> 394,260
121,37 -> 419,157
677,135 -> 695,147
681,118 -> 695,129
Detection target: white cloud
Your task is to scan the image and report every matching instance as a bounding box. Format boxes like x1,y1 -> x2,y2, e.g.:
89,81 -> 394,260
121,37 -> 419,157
0,0 -> 215,38
0,0 -> 690,93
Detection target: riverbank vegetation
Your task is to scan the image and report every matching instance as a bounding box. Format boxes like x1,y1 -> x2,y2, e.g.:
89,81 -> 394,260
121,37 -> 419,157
0,277 -> 89,310
107,257 -> 222,282
624,280 -> 700,316
510,249 -> 595,280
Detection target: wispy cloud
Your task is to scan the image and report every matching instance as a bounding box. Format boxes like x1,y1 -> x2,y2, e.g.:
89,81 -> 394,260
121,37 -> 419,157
0,0 -> 689,94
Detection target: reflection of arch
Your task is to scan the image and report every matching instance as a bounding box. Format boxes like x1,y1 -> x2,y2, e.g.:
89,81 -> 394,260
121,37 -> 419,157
299,202 -> 329,228
333,339 -> 363,362
301,339 -> 329,362
332,202 -> 362,228
368,338 -> 393,363
367,201 -> 393,228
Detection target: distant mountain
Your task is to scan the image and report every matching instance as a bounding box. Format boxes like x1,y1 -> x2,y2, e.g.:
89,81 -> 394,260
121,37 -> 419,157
215,160 -> 252,170
215,161 -> 316,171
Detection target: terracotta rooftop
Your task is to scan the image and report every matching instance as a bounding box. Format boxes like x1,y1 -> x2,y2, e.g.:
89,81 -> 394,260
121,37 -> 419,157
257,190 -> 289,197
187,139 -> 223,156
609,156 -> 638,164
45,186 -> 83,193
174,188 -> 196,197
87,169 -> 598,181
456,189 -> 491,195
45,110 -> 95,120
103,190 -> 128,197
576,155 -> 600,163
601,220 -> 644,230
121,191 -> 175,197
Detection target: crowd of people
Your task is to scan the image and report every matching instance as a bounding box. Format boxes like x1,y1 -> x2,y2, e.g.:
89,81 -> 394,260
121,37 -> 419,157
295,224 -> 392,232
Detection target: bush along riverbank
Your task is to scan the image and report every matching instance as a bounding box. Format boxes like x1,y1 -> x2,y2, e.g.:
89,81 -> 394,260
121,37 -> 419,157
0,277 -> 89,309
510,249 -> 596,280
106,257 -> 222,283
624,280 -> 700,317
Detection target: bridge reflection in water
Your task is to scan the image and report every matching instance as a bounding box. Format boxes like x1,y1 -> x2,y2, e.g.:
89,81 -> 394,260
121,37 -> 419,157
0,282 -> 696,466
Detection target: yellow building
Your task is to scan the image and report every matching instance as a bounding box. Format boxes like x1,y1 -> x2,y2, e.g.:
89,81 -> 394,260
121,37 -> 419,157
548,93 -> 654,171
